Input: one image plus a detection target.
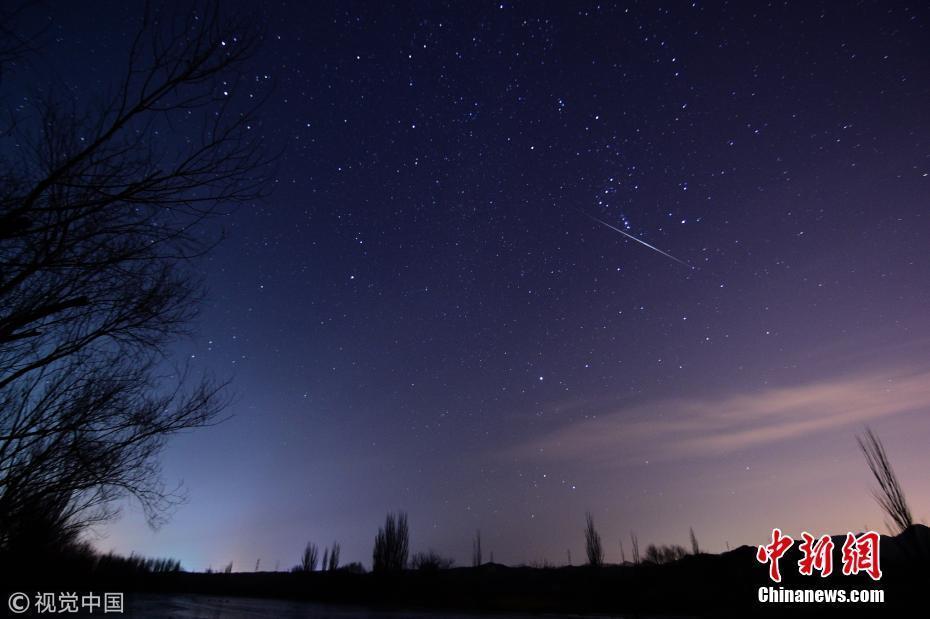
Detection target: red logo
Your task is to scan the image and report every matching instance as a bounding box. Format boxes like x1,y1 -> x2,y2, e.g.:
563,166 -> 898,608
756,529 -> 882,581
756,528 -> 794,582
841,531 -> 882,581
798,532 -> 834,577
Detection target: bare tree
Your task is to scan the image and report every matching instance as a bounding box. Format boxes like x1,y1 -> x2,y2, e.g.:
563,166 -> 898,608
584,511 -> 603,567
472,529 -> 482,567
0,2 -> 271,559
0,3 -> 49,87
689,527 -> 700,555
373,512 -> 409,573
857,427 -> 913,534
619,538 -> 626,564
630,531 -> 640,564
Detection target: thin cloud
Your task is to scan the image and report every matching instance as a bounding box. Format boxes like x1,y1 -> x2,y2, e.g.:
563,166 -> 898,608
512,368 -> 930,465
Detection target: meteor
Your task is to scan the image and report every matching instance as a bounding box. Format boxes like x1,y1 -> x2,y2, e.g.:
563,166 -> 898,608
582,212 -> 695,270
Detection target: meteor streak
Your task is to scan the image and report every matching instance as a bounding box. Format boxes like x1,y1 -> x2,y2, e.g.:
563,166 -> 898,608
583,212 -> 695,270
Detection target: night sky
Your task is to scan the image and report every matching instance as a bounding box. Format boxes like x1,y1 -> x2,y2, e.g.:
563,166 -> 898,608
19,1 -> 930,571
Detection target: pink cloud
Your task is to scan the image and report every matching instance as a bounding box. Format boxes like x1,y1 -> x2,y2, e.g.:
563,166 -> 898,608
512,368 -> 930,465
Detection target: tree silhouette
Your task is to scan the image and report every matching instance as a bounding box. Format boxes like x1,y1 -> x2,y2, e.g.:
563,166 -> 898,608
689,527 -> 700,555
373,512 -> 409,573
0,2 -> 271,562
630,531 -> 640,564
584,511 -> 603,567
297,542 -> 319,572
472,529 -> 482,567
327,542 -> 340,571
857,427 -> 913,534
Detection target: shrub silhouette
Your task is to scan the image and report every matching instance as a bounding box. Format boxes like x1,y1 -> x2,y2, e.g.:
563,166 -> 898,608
644,543 -> 687,564
96,552 -> 182,575
340,561 -> 366,574
584,511 -> 604,566
372,511 -> 408,573
411,549 -> 455,571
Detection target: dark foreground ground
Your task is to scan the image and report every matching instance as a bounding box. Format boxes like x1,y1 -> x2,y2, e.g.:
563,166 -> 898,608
130,593 -> 642,618
4,525 -> 929,617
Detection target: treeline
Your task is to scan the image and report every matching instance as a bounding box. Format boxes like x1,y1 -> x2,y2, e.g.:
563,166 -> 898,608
288,512 -> 454,576
282,510 -> 701,578
0,536 -> 183,588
